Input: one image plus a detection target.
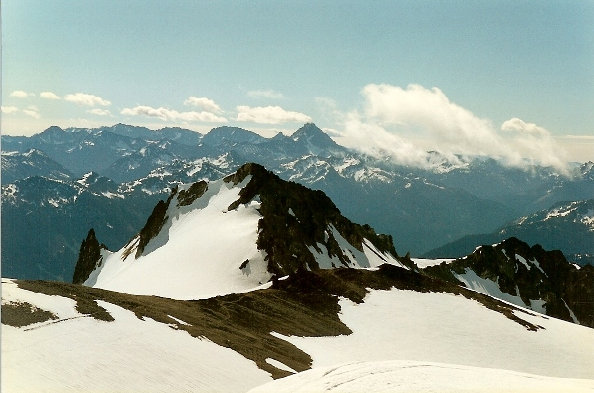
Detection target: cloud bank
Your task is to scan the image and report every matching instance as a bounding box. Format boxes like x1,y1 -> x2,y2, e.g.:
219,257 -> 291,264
10,90 -> 35,98
40,91 -> 61,100
336,84 -> 569,173
22,106 -> 41,119
183,97 -> 223,114
64,93 -> 111,107
121,105 -> 227,123
87,108 -> 112,116
1,106 -> 19,114
237,105 -> 311,124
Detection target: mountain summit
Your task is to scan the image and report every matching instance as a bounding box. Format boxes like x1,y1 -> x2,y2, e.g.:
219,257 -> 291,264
290,123 -> 342,156
74,163 -> 408,298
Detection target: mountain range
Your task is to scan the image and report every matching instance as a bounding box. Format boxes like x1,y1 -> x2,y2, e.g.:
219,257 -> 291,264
3,163 -> 593,392
424,198 -> 594,265
2,123 -> 593,283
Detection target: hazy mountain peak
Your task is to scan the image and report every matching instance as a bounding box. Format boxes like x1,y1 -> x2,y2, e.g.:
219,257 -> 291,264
203,126 -> 265,146
43,125 -> 66,133
291,123 -> 341,155
292,123 -> 332,142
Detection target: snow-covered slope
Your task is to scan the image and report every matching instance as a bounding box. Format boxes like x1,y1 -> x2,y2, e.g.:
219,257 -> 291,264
271,288 -> 594,380
1,278 -> 271,393
3,275 -> 593,393
248,360 -> 594,393
86,175 -> 271,299
80,163 -> 406,299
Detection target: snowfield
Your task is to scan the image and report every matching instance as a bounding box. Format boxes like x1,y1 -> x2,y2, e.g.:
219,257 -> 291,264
85,176 -> 272,299
248,360 -> 594,393
272,289 -> 594,380
1,279 -> 271,393
412,257 -> 454,268
2,279 -> 594,392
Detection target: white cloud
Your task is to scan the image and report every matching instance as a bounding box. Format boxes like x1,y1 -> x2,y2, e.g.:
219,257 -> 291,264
335,83 -> 569,173
236,105 -> 311,124
10,90 -> 34,98
247,89 -> 284,99
500,117 -> 568,171
40,91 -> 61,100
183,97 -> 223,114
22,106 -> 40,119
501,117 -> 548,136
121,105 -> 227,123
1,106 -> 19,114
64,93 -> 111,107
87,108 -> 112,116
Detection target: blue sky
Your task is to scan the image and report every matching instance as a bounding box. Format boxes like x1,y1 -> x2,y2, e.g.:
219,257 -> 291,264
2,1 -> 593,165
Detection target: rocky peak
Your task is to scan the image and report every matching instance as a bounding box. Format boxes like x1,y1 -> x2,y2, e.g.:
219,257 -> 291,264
225,163 -> 405,275
73,229 -> 107,284
203,126 -> 265,146
37,126 -> 67,143
291,123 -> 340,152
75,163 -> 408,292
423,236 -> 593,327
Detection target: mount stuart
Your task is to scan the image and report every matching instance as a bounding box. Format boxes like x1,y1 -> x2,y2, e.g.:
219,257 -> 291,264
2,123 -> 593,281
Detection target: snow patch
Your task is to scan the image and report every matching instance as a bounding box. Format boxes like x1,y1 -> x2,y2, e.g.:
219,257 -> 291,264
455,268 -> 530,309
413,258 -> 455,268
545,202 -> 579,220
515,254 -> 531,270
564,300 -> 580,324
265,358 -> 297,374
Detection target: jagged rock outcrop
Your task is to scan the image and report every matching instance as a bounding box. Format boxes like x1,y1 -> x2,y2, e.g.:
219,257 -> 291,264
72,229 -> 107,284
224,163 -> 407,275
423,237 -> 594,327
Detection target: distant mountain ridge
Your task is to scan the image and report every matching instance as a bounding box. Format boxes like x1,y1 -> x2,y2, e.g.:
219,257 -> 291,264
423,199 -> 594,266
2,122 -> 593,281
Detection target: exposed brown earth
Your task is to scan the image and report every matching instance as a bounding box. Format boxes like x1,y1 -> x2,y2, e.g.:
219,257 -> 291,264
1,301 -> 59,328
8,264 -> 547,379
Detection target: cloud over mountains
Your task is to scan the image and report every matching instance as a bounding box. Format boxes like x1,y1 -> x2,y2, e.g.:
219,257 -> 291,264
237,105 -> 312,125
336,84 -> 570,172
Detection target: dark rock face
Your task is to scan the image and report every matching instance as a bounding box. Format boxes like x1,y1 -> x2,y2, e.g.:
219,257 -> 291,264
127,190 -> 178,259
564,265 -> 594,327
225,163 -> 407,276
423,237 -> 594,327
72,229 -> 107,284
177,181 -> 208,207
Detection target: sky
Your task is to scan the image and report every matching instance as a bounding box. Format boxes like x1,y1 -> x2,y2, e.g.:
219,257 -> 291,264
2,0 -> 593,168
